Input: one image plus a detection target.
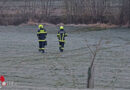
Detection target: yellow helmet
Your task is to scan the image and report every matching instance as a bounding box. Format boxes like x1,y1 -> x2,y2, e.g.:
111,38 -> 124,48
38,24 -> 43,29
60,26 -> 64,30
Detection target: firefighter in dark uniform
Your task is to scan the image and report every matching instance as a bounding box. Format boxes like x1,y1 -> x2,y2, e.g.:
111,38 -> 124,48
57,26 -> 67,52
37,24 -> 47,53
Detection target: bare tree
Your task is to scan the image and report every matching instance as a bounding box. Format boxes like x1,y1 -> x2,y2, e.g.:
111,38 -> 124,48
86,39 -> 102,88
0,0 -> 130,25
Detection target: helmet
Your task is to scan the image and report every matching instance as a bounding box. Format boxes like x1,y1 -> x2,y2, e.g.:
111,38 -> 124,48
38,24 -> 43,29
60,26 -> 64,30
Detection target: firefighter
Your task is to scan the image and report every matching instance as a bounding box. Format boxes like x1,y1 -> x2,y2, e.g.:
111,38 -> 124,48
57,26 -> 67,52
37,24 -> 47,53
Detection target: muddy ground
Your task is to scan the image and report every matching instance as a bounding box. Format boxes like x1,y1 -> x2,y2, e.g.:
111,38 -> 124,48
0,26 -> 130,89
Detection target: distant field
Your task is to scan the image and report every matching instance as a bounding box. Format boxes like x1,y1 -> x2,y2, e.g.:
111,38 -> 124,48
0,26 -> 130,89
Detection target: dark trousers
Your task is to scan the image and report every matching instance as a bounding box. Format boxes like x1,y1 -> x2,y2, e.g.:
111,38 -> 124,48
59,42 -> 64,52
39,41 -> 46,53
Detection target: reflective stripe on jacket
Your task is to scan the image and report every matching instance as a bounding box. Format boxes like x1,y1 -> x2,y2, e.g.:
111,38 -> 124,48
37,28 -> 47,40
57,30 -> 67,42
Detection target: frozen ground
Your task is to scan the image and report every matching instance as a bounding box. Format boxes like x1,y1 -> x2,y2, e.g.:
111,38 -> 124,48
0,26 -> 130,90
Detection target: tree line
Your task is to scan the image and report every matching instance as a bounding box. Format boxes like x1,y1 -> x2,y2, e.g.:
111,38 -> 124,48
0,0 -> 130,25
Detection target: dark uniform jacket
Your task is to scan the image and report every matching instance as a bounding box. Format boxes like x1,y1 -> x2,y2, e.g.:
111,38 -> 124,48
37,28 -> 47,41
57,30 -> 67,42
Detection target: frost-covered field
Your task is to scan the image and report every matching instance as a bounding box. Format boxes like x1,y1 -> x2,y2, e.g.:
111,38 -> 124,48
0,26 -> 130,89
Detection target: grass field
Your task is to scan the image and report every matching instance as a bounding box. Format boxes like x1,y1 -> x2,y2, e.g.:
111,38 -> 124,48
0,26 -> 130,89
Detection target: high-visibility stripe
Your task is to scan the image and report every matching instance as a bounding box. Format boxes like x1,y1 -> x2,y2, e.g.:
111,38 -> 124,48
58,32 -> 67,42
39,40 -> 46,42
57,34 -> 60,37
40,32 -> 47,34
39,48 -> 45,50
37,30 -> 47,34
62,34 -> 64,40
41,48 -> 45,50
59,34 -> 61,41
59,40 -> 65,42
59,33 -> 63,41
37,32 -> 47,34
61,48 -> 64,49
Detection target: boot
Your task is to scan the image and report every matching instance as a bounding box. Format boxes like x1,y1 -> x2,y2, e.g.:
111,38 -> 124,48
42,50 -> 45,53
39,49 -> 42,52
60,49 -> 63,52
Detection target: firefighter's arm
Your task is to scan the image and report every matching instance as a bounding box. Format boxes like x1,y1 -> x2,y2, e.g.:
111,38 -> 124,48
37,30 -> 40,37
57,32 -> 60,38
44,29 -> 47,37
65,32 -> 68,37
45,31 -> 47,38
